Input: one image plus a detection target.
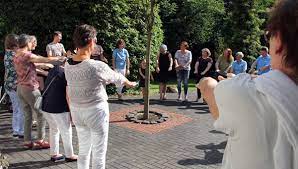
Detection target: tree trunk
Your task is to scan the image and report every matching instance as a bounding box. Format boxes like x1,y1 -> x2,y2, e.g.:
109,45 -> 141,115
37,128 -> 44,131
143,0 -> 155,120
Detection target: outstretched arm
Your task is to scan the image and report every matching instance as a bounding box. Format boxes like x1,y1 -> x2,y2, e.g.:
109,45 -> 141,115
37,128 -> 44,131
197,77 -> 219,119
249,60 -> 257,73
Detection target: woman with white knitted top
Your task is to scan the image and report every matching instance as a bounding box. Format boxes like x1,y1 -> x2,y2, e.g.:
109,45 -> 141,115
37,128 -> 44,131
64,25 -> 137,169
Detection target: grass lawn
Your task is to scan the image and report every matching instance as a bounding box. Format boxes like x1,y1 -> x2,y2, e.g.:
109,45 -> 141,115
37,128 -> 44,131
125,79 -> 197,96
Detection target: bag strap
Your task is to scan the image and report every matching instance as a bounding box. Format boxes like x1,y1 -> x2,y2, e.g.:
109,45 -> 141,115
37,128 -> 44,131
42,75 -> 58,97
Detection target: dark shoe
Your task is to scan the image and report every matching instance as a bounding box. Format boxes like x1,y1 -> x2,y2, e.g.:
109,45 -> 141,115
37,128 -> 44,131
65,157 -> 78,162
32,121 -> 37,128
12,134 -> 18,138
18,135 -> 24,139
50,155 -> 65,162
65,155 -> 78,162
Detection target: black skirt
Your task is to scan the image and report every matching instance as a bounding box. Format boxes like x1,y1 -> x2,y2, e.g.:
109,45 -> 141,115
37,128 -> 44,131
157,70 -> 169,83
139,79 -> 145,87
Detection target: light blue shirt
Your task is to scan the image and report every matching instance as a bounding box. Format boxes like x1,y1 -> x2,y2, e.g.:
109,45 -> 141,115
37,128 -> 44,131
112,48 -> 129,70
256,55 -> 271,75
232,59 -> 247,75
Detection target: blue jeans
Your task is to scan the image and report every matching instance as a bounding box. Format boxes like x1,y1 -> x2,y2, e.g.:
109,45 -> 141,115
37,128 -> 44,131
176,70 -> 190,97
6,90 -> 24,135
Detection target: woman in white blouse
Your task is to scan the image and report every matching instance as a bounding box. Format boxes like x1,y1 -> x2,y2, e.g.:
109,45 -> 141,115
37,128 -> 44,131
198,0 -> 298,168
64,25 -> 136,169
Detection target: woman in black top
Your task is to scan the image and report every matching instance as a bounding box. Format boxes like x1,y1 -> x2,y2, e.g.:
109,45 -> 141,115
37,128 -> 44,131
156,44 -> 173,100
194,48 -> 213,102
41,64 -> 78,162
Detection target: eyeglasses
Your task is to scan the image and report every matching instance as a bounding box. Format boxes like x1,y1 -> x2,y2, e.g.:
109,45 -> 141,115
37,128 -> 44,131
264,31 -> 271,42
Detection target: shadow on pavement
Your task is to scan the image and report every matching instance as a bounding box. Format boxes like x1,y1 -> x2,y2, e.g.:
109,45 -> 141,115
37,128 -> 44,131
209,130 -> 227,135
9,160 -> 68,169
177,141 -> 227,166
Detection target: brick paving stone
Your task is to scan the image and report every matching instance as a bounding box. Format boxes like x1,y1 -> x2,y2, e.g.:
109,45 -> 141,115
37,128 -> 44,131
0,92 -> 226,169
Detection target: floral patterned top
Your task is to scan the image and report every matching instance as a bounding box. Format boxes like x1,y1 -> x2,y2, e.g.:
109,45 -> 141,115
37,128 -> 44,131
4,51 -> 17,91
13,52 -> 39,90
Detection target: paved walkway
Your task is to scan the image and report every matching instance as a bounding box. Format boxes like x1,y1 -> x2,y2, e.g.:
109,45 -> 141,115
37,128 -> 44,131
0,92 -> 227,169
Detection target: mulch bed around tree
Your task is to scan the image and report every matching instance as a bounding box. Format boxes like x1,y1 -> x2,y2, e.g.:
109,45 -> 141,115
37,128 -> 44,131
109,105 -> 192,134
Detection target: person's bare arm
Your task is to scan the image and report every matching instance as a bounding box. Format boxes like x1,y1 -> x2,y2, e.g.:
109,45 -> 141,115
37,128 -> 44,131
66,86 -> 70,108
36,68 -> 49,76
100,55 -> 108,63
156,53 -> 160,73
112,57 -> 116,70
194,61 -> 199,74
174,59 -> 179,68
201,62 -> 212,75
215,59 -> 220,71
126,57 -> 130,75
226,65 -> 232,73
230,66 -> 234,74
168,54 -> 173,71
139,67 -> 145,79
30,54 -> 60,63
34,63 -> 54,70
197,77 -> 219,119
260,65 -> 271,71
183,56 -> 192,68
249,60 -> 257,73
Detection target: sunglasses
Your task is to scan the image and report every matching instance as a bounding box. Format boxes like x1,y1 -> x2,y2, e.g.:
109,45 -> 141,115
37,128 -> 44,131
264,31 -> 271,42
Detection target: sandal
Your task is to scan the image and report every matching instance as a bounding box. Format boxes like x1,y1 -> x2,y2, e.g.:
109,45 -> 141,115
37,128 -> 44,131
35,140 -> 50,149
65,155 -> 78,162
23,142 -> 35,149
50,154 -> 65,162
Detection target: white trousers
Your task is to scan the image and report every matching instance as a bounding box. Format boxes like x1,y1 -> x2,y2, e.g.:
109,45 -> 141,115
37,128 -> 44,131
70,102 -> 109,169
42,111 -> 74,157
115,69 -> 126,94
6,90 -> 24,135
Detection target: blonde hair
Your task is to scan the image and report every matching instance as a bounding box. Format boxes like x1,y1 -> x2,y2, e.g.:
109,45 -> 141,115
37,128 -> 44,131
202,48 -> 211,57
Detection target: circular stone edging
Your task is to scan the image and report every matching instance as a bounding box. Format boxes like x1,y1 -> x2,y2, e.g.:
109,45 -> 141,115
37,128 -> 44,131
125,110 -> 169,124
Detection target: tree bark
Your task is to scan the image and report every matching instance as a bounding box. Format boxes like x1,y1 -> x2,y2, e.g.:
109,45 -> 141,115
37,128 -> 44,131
143,0 -> 155,119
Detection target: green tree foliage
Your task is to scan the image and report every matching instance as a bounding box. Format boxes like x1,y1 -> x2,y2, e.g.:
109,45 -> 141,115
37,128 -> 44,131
223,0 -> 265,63
0,0 -> 164,81
160,0 -> 225,54
159,0 -> 274,64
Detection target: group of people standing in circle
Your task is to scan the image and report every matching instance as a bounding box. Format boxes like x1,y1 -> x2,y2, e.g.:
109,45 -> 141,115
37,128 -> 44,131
3,26 -> 272,169
2,25 -> 137,169
140,41 -> 271,104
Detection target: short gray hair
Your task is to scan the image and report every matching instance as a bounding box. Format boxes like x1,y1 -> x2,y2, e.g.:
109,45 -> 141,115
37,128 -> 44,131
160,44 -> 167,51
236,52 -> 244,58
29,35 -> 37,43
201,48 -> 211,57
18,34 -> 31,48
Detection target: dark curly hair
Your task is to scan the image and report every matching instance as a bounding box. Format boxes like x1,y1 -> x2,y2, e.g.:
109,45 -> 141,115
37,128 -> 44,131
267,0 -> 298,74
